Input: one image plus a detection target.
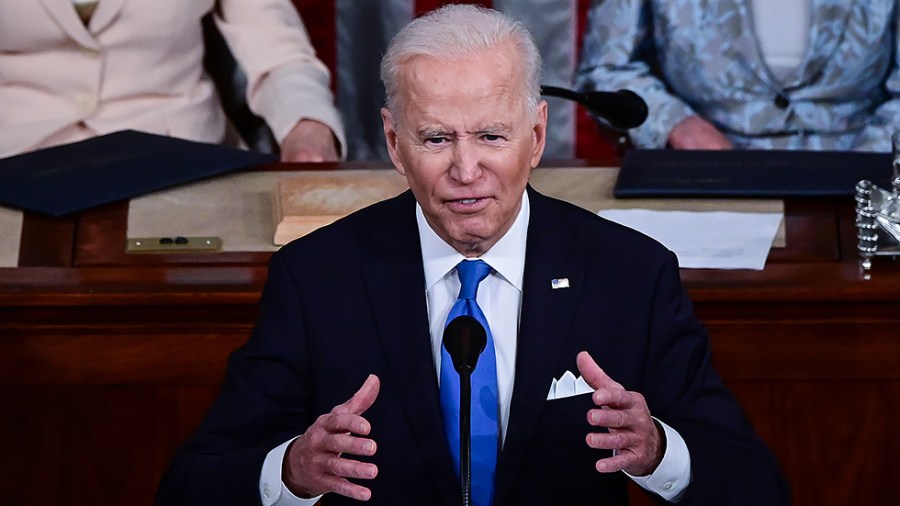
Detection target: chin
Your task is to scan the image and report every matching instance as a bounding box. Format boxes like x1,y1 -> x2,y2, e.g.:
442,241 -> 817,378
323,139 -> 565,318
448,222 -> 491,242
448,231 -> 494,253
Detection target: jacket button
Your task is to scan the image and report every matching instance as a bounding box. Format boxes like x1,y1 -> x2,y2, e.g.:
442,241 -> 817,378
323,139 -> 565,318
774,93 -> 790,109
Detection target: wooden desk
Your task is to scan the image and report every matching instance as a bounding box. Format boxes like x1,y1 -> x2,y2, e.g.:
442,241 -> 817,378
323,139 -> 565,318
1,162 -> 898,506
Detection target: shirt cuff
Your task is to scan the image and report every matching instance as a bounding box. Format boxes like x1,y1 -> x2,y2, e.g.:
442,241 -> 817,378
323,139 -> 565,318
625,418 -> 692,502
260,436 -> 323,506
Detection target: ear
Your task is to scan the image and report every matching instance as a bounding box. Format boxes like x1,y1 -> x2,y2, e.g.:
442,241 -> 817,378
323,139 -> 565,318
381,107 -> 406,176
529,100 -> 548,168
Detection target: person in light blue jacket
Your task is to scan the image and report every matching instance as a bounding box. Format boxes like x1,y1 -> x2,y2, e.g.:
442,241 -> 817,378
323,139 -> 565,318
576,0 -> 900,152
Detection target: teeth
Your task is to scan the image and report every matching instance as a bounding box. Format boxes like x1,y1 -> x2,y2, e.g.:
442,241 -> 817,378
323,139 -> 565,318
459,199 -> 477,204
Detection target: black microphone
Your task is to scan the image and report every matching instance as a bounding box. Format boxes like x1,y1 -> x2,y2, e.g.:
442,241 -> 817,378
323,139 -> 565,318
442,315 -> 488,506
541,85 -> 649,130
444,315 -> 487,373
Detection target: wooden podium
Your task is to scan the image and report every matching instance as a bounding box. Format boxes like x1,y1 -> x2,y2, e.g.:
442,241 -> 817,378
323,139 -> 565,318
1,161 -> 899,506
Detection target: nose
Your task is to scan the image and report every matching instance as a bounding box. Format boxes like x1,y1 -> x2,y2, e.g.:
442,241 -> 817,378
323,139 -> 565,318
449,139 -> 483,184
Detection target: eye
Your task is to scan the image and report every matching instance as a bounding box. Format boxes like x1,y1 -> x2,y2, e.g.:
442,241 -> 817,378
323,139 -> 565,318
483,134 -> 505,142
424,136 -> 447,145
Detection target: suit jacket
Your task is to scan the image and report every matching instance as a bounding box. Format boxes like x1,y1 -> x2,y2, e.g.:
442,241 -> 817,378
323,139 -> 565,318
157,188 -> 788,505
0,0 -> 344,158
576,0 -> 900,152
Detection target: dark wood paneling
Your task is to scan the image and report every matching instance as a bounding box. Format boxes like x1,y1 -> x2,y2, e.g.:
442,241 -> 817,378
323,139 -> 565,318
0,386 -> 217,506
730,381 -> 897,506
18,213 -> 77,267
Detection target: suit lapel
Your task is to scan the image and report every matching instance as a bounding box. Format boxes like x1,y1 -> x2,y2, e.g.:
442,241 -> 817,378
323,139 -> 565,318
494,188 -> 583,505
795,0 -> 854,87
707,0 -> 772,86
720,0 -> 853,89
88,0 -> 128,34
363,192 -> 458,505
37,0 -> 100,49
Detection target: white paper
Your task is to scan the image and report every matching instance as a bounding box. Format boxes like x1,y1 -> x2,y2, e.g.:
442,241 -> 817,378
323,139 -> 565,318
597,209 -> 783,270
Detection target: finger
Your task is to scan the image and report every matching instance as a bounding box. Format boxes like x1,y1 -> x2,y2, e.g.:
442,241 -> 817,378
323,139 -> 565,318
320,411 -> 373,436
587,407 -> 628,429
326,455 -> 379,481
317,474 -> 374,501
335,375 -> 381,417
586,431 -> 632,451
285,152 -> 318,163
591,387 -> 636,410
594,452 -> 637,474
321,432 -> 377,457
296,153 -> 326,163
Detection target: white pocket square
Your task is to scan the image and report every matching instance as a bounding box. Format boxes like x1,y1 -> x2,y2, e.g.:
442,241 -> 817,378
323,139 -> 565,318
546,370 -> 594,400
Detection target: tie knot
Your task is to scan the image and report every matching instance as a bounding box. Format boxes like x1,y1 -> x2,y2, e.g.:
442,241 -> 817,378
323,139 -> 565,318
455,259 -> 491,300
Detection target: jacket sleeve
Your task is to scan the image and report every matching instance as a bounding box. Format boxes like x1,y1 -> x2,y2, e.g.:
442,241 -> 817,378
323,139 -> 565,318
853,4 -> 900,152
641,252 -> 790,504
574,0 -> 694,148
214,0 -> 346,157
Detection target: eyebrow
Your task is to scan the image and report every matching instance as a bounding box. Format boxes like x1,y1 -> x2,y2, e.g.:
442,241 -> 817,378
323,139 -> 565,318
418,127 -> 452,138
477,123 -> 513,135
417,123 -> 513,138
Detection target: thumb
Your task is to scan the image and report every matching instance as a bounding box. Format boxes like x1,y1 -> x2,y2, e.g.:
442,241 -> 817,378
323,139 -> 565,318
339,374 -> 381,416
576,351 -> 611,391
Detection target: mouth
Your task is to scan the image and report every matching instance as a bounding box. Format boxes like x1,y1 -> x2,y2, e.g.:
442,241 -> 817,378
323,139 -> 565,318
445,196 -> 490,213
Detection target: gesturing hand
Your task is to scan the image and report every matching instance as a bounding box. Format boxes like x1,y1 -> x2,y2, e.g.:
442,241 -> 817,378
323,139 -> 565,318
283,374 -> 381,501
576,352 -> 664,477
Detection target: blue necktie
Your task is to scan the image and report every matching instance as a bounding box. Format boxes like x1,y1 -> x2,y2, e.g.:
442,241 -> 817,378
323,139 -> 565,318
440,259 -> 499,506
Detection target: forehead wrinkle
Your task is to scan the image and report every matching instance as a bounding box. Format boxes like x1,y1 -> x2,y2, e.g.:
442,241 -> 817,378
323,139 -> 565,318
396,46 -> 531,137
411,91 -> 519,131
403,51 -> 522,103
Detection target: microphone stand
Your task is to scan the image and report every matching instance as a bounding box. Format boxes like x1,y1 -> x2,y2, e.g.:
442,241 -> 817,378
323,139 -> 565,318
540,84 -> 584,104
443,315 -> 487,506
459,365 -> 473,506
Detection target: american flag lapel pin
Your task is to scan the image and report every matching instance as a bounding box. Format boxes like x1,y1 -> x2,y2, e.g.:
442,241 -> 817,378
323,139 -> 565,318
551,278 -> 569,289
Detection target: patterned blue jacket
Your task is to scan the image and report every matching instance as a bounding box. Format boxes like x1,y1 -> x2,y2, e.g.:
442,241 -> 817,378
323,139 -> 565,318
576,0 -> 900,152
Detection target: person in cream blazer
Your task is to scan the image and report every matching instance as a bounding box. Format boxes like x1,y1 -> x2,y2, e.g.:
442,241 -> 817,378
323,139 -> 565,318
0,0 -> 345,161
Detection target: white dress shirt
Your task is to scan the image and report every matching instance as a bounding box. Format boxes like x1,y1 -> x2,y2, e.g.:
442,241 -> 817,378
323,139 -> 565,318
259,191 -> 691,504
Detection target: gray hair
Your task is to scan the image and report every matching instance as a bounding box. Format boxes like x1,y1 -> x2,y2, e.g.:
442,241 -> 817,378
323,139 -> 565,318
380,4 -> 543,122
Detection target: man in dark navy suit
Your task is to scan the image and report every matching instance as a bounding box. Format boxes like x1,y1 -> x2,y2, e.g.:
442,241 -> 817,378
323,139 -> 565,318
157,5 -> 788,506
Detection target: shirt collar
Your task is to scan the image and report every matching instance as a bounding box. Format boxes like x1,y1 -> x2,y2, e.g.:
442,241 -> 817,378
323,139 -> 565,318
417,190 -> 529,292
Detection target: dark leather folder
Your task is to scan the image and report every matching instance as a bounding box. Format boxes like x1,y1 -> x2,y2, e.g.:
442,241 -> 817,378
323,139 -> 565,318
0,130 -> 276,217
613,149 -> 894,198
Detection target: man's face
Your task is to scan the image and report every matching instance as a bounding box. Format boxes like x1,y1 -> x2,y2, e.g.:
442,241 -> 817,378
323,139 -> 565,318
382,42 -> 547,256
